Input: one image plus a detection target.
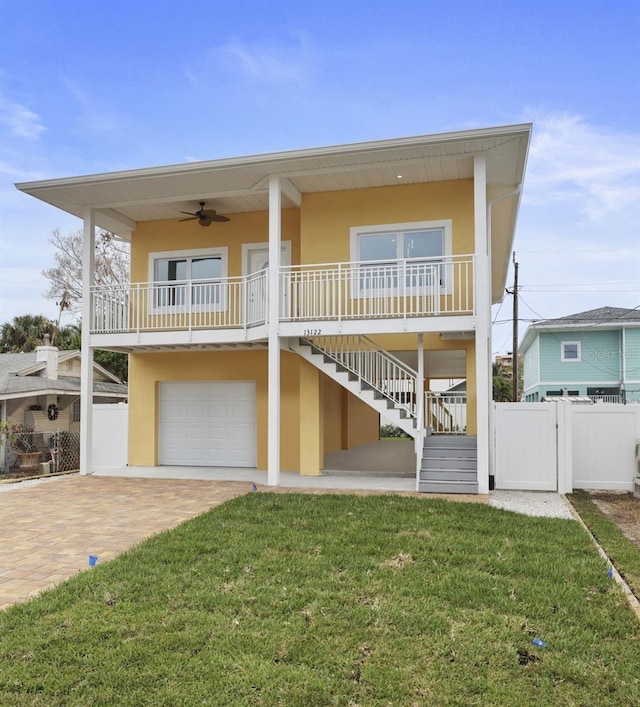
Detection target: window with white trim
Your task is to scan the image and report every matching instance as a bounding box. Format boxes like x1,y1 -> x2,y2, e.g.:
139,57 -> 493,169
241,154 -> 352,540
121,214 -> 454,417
148,248 -> 228,311
350,220 -> 452,295
561,341 -> 581,362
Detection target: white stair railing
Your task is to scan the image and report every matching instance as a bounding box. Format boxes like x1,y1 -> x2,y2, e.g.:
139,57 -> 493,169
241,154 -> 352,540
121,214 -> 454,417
425,392 -> 467,434
302,335 -> 419,421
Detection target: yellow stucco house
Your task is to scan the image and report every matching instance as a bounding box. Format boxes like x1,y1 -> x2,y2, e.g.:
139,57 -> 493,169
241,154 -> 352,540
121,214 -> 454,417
17,125 -> 531,493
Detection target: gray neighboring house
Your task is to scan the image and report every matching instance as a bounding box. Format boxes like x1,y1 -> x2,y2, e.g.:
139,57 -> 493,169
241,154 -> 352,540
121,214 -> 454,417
0,342 -> 127,435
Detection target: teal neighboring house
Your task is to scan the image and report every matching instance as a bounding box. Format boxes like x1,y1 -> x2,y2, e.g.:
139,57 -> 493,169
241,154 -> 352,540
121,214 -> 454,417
520,306 -> 640,403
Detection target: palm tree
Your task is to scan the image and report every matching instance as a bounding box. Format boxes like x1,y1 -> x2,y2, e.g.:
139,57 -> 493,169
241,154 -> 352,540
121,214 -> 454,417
0,315 -> 58,353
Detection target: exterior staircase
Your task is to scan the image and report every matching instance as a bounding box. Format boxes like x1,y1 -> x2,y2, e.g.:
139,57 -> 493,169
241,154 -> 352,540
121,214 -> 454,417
289,336 -> 419,438
290,336 -> 478,494
419,435 -> 478,494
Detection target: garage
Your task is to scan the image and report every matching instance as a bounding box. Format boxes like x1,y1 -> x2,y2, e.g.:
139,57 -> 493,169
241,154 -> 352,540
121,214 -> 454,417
158,381 -> 256,467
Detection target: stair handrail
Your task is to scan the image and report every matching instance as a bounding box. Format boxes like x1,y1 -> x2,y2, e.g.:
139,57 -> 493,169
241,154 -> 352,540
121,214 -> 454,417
301,335 -> 418,419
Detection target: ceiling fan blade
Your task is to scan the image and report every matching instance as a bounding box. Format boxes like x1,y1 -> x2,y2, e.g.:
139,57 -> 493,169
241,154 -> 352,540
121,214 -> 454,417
178,216 -> 198,222
179,210 -> 198,216
211,214 -> 230,222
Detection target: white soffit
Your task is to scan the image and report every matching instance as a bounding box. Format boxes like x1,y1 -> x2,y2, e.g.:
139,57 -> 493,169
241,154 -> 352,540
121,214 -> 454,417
15,124 -> 532,237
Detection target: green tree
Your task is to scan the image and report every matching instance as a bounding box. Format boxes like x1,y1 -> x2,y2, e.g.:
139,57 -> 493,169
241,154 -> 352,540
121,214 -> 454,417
492,361 -> 512,402
58,320 -> 128,383
0,314 -> 58,352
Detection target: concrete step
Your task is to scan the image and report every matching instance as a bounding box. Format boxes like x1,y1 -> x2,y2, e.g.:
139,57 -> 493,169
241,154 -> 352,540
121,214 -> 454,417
418,479 -> 479,494
421,457 -> 477,471
420,469 -> 478,482
424,435 -> 477,448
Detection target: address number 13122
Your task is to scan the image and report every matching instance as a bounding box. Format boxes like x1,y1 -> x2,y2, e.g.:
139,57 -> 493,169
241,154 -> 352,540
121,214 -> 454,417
303,329 -> 322,336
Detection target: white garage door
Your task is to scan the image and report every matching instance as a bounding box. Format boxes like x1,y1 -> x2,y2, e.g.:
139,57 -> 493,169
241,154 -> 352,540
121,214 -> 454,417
158,381 -> 256,467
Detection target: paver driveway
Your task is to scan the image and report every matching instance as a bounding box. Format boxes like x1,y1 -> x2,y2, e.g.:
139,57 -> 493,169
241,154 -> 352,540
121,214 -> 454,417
0,476 -> 250,609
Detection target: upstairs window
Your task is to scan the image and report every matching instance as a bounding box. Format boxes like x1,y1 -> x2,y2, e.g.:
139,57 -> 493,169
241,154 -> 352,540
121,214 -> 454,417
561,341 -> 581,362
350,220 -> 452,294
149,248 -> 228,311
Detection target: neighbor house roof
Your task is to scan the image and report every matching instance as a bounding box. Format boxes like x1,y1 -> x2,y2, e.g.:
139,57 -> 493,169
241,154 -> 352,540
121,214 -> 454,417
15,123 -> 532,304
0,351 -> 127,401
519,306 -> 640,353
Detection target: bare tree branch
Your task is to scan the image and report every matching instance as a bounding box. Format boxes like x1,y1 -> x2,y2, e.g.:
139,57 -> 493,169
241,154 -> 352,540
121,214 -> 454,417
42,228 -> 130,313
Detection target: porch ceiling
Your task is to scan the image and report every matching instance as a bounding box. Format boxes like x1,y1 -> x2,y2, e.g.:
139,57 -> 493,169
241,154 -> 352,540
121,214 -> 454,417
16,124 -> 531,237
393,349 -> 467,379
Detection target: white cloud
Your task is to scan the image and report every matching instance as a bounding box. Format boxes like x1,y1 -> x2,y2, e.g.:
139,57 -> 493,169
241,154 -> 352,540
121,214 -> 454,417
524,112 -> 640,225
62,78 -> 122,134
0,91 -> 46,139
207,34 -> 314,85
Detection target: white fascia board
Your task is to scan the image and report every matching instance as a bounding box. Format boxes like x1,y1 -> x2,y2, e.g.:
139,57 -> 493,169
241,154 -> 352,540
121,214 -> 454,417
16,124 -> 533,194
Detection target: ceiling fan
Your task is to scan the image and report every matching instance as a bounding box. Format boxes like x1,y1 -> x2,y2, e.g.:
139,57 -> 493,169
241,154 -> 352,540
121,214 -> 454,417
178,201 -> 230,227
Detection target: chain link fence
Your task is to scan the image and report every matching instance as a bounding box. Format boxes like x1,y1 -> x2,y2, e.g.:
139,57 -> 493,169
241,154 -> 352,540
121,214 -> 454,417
1,430 -> 80,479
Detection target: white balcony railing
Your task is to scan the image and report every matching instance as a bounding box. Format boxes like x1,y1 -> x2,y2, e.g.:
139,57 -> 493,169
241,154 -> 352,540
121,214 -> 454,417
90,270 -> 267,334
89,256 -> 475,335
280,255 -> 474,321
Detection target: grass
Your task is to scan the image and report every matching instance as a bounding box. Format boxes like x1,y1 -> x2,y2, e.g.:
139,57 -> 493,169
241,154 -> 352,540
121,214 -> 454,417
1,493 -> 639,705
568,489 -> 640,599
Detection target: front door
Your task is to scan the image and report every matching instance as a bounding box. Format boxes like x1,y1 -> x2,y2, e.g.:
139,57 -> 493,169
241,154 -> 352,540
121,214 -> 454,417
244,242 -> 292,319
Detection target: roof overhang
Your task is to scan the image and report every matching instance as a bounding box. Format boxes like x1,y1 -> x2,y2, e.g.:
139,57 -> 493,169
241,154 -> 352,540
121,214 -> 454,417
16,124 -> 532,300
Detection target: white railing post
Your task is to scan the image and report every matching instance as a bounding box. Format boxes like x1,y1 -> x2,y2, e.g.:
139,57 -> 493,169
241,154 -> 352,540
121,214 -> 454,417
136,283 -> 141,334
337,262 -> 342,322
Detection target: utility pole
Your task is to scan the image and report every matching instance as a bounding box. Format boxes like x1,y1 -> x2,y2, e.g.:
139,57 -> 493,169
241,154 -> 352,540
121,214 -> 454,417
511,252 -> 519,402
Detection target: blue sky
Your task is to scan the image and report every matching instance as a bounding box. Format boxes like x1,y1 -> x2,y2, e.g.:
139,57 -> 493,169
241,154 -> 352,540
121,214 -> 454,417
0,0 -> 638,354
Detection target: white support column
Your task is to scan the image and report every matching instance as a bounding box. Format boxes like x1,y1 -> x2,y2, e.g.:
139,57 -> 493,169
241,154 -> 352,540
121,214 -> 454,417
80,209 -> 96,475
415,333 -> 425,490
267,176 -> 282,486
474,155 -> 491,494
556,400 -> 573,494
417,333 -> 425,428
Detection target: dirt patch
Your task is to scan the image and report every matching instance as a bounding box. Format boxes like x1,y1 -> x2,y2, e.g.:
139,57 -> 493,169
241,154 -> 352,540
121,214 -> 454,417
381,553 -> 415,570
588,491 -> 640,550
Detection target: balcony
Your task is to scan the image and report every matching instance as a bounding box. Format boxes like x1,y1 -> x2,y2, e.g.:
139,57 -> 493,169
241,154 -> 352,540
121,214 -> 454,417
89,255 -> 475,346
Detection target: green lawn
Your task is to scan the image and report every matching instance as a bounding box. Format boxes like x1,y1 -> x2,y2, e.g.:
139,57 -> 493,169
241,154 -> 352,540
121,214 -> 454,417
1,493 -> 639,706
568,489 -> 640,599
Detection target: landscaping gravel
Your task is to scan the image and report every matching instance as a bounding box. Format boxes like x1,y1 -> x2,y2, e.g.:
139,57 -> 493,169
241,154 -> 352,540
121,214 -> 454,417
489,490 -> 574,519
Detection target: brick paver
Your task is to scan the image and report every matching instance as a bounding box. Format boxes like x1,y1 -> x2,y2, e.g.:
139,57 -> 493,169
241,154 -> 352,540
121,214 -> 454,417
0,476 -> 250,609
0,475 -> 487,610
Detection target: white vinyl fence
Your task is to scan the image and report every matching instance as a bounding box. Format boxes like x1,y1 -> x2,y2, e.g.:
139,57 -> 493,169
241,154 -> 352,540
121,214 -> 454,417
494,402 -> 640,492
92,403 -> 128,470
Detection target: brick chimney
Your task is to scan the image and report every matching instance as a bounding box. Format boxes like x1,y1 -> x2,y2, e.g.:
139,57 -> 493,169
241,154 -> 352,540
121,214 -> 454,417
35,334 -> 59,380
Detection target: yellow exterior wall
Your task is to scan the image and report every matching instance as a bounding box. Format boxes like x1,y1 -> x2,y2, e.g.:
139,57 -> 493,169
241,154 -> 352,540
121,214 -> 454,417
130,208 -> 300,281
299,180 -> 474,264
299,361 -> 323,476
125,179 -> 478,472
347,395 -> 380,448
322,376 -> 343,455
128,349 -> 300,471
